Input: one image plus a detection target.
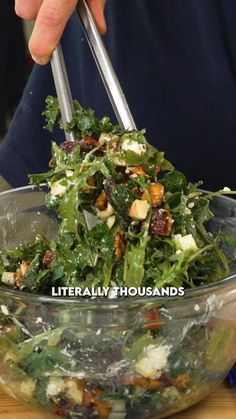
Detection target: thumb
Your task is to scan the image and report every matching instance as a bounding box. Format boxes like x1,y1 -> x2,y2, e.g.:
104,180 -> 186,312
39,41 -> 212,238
87,0 -> 107,34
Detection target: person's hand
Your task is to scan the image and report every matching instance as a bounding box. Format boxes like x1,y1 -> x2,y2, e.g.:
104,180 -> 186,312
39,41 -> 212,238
15,0 -> 107,65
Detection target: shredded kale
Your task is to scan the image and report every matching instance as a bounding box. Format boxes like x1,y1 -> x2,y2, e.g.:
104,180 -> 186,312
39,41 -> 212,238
0,95 -> 235,295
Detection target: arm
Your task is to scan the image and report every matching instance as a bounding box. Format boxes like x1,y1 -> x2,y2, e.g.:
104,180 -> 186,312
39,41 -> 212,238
15,0 -> 107,65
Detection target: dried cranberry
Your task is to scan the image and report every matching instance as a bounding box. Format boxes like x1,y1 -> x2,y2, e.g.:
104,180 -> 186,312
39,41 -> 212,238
60,141 -> 79,153
78,140 -> 94,154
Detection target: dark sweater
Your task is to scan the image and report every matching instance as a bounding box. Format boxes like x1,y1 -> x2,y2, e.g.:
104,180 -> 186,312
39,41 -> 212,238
0,0 -> 236,189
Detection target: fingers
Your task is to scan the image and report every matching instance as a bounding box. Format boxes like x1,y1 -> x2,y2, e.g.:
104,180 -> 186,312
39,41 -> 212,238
87,0 -> 107,34
29,0 -> 78,65
15,0 -> 43,20
15,0 -> 107,65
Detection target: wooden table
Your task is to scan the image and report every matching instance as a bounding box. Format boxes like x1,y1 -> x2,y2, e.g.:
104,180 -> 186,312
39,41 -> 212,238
0,383 -> 235,419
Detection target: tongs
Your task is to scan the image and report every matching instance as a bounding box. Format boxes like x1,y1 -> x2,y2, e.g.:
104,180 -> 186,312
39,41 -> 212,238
50,0 -> 136,142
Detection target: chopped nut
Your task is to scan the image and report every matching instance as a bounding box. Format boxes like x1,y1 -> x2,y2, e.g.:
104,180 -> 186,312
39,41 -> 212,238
150,209 -> 173,237
172,373 -> 189,389
15,260 -> 29,287
129,166 -> 147,176
114,232 -> 126,261
129,199 -> 150,220
42,250 -> 54,268
141,183 -> 164,206
14,269 -> 21,287
20,260 -> 29,276
95,190 -> 108,211
120,375 -> 166,389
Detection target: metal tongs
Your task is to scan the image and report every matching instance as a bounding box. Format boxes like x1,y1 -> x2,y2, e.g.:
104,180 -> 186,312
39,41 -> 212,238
50,0 -> 136,141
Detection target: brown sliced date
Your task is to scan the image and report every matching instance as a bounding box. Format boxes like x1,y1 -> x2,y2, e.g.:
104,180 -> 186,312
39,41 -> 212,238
42,250 -> 54,268
150,208 -> 173,236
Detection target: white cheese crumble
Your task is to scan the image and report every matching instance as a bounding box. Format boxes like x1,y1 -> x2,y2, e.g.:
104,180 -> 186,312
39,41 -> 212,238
222,186 -> 231,192
66,169 -> 74,177
97,203 -> 114,220
46,377 -> 65,398
19,378 -> 36,400
0,305 -> 9,315
121,139 -> 146,155
50,180 -> 67,197
135,344 -> 171,379
106,215 -> 116,229
183,207 -> 192,215
174,234 -> 198,252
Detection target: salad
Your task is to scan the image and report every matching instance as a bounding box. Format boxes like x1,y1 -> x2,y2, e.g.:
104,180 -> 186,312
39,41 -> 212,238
0,96 -> 235,294
0,97 -> 236,419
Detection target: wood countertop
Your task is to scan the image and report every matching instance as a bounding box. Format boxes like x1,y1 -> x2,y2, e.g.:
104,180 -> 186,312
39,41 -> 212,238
0,382 -> 235,419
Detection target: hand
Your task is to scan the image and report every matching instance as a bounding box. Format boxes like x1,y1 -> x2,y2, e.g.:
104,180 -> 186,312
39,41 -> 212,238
15,0 -> 107,65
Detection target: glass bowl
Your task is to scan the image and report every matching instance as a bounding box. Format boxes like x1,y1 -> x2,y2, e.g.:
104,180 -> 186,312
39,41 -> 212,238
0,186 -> 236,419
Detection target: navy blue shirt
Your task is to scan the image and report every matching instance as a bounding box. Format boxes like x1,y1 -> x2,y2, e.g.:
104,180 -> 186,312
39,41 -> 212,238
0,0 -> 236,189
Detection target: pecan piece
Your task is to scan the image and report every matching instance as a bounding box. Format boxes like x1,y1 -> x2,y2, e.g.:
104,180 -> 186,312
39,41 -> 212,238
15,260 -> 29,287
141,183 -> 164,207
114,231 -> 126,261
95,191 -> 108,211
129,166 -> 147,176
150,208 -> 173,237
119,375 -> 169,389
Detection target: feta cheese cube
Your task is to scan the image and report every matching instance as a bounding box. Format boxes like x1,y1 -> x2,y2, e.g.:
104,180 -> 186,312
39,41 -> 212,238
174,234 -> 198,252
50,181 -> 67,197
135,344 -> 171,379
20,378 -> 36,400
121,139 -> 146,155
129,199 -> 150,220
46,377 -> 65,398
1,272 -> 15,286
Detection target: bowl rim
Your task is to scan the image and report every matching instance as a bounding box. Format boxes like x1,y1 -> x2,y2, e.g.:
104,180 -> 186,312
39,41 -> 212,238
0,185 -> 236,306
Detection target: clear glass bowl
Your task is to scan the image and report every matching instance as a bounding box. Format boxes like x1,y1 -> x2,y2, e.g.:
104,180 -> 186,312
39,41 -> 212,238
0,186 -> 236,419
